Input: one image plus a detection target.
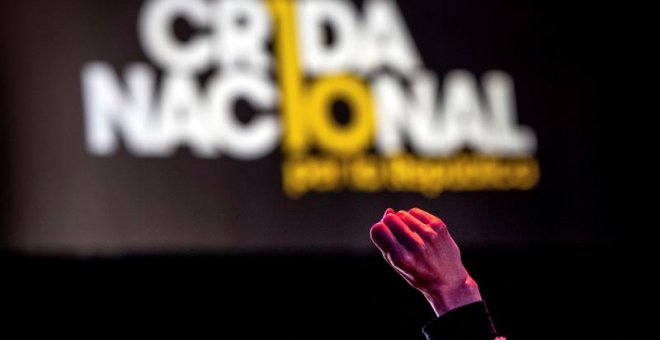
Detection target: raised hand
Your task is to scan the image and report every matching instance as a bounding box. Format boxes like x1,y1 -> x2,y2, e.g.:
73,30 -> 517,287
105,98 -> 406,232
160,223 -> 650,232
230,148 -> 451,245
370,208 -> 483,316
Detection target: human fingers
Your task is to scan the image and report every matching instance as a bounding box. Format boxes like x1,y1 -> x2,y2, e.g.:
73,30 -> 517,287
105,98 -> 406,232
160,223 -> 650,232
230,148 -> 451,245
409,208 -> 447,232
383,213 -> 423,250
370,222 -> 408,262
383,208 -> 395,218
397,210 -> 434,239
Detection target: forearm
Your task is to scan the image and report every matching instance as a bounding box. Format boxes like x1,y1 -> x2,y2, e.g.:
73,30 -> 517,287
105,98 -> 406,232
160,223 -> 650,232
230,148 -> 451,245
369,208 -> 504,339
422,301 -> 502,340
423,276 -> 483,317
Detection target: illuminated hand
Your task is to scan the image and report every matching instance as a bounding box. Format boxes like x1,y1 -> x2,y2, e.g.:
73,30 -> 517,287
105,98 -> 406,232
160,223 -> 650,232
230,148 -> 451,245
370,208 -> 483,316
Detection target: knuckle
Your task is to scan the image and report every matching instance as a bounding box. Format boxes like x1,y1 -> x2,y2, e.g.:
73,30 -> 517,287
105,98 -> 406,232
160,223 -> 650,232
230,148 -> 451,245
384,213 -> 399,225
426,230 -> 440,242
430,220 -> 447,231
398,253 -> 415,268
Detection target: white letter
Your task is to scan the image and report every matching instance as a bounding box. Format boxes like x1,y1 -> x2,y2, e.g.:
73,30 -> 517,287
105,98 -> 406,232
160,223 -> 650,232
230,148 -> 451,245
159,74 -> 218,157
359,0 -> 422,75
139,0 -> 211,74
480,71 -> 537,155
372,74 -> 408,155
442,70 -> 487,151
212,0 -> 272,72
81,62 -> 173,156
206,72 -> 280,160
298,0 -> 359,74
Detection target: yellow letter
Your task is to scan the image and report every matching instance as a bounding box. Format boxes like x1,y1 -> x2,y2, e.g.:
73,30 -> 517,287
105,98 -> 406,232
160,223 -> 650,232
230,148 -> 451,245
268,0 -> 307,155
307,75 -> 375,156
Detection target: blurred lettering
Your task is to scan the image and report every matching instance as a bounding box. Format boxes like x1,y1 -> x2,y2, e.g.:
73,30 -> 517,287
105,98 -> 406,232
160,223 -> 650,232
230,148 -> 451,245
81,0 -> 540,196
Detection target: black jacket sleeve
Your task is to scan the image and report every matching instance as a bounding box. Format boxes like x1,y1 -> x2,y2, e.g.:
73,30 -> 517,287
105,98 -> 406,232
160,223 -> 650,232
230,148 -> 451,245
422,301 -> 500,340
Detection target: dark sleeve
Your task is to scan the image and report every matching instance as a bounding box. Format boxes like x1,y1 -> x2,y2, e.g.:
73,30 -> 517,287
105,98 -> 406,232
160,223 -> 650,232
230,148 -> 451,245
422,301 -> 500,340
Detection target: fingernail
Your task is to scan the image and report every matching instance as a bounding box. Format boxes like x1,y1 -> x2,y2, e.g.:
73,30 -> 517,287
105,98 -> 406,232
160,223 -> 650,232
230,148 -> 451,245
383,208 -> 394,218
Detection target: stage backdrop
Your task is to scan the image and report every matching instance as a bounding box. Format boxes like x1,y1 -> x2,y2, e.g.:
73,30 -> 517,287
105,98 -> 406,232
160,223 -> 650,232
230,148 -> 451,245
0,0 -> 607,254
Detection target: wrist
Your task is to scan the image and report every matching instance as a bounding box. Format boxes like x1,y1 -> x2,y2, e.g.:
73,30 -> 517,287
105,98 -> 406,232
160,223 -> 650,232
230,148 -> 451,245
423,276 -> 483,317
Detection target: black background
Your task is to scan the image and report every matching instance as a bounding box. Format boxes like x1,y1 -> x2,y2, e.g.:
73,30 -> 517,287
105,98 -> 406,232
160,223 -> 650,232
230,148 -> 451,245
3,247 -> 631,339
1,0 -> 634,338
0,0 -> 617,252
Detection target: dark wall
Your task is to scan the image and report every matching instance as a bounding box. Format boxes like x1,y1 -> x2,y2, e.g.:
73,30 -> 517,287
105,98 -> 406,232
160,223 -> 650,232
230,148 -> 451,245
0,0 -> 620,253
4,247 -> 630,339
1,0 -> 635,337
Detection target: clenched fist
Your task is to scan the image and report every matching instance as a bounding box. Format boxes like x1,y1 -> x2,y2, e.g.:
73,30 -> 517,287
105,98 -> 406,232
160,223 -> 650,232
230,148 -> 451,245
370,208 -> 483,316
